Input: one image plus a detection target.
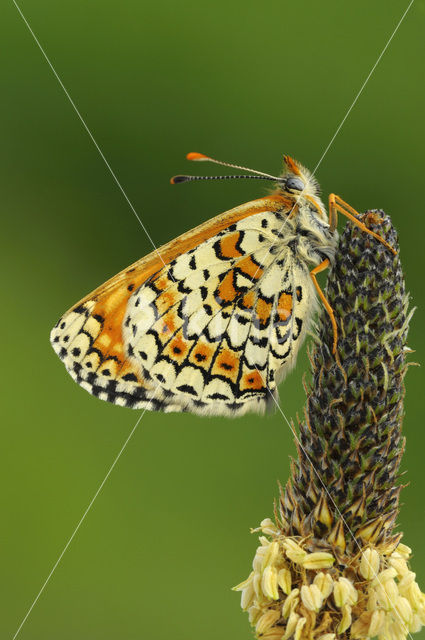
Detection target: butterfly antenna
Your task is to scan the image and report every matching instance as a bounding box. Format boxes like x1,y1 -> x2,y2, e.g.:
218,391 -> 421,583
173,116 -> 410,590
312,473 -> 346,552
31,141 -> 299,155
171,174 -> 280,184
170,151 -> 280,185
186,151 -> 279,179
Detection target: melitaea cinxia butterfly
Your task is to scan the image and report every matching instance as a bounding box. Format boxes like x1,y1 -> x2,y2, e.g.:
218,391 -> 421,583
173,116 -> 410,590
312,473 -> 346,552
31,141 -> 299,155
50,152 -> 395,416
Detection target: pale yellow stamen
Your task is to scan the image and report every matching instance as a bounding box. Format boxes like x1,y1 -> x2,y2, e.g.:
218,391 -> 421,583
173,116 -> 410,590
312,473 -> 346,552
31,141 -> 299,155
394,595 -> 413,625
282,539 -> 306,564
235,521 -> 425,640
263,541 -> 280,569
389,556 -> 410,577
253,572 -> 262,598
368,609 -> 387,637
260,518 -> 279,536
232,571 -> 253,592
360,548 -> 380,580
282,588 -> 300,619
302,551 -> 334,570
282,611 -> 300,640
313,572 -> 334,599
255,609 -> 281,635
334,578 -> 351,608
248,605 -> 261,625
397,543 -> 412,559
337,604 -> 352,634
262,566 -> 280,600
339,577 -> 358,605
371,567 -> 397,587
294,616 -> 306,640
301,584 -> 324,612
241,580 -> 255,610
278,568 -> 292,595
375,579 -> 399,610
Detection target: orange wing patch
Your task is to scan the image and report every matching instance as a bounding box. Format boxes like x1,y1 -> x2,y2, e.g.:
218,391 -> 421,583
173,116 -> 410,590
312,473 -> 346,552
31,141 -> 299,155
212,349 -> 240,384
242,291 -> 255,309
256,298 -> 273,327
241,370 -> 264,391
189,341 -> 215,369
218,231 -> 243,259
277,292 -> 293,321
237,256 -> 263,279
217,270 -> 238,303
163,331 -> 190,364
86,276 -> 147,379
156,290 -> 177,315
153,275 -> 171,291
156,309 -> 179,344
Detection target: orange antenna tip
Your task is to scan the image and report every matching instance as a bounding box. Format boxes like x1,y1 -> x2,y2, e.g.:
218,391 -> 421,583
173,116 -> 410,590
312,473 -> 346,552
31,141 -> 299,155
170,175 -> 192,184
186,152 -> 209,161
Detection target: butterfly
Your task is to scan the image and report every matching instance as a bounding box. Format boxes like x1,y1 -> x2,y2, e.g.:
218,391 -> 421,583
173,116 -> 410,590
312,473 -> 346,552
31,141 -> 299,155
50,152 -> 395,416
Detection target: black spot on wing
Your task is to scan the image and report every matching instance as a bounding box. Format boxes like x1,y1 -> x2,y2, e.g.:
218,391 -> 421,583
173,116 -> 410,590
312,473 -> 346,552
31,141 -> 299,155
176,384 -> 197,396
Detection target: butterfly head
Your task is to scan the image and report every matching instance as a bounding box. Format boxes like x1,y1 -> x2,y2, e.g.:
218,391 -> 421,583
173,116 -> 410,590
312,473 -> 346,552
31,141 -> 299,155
278,155 -> 321,199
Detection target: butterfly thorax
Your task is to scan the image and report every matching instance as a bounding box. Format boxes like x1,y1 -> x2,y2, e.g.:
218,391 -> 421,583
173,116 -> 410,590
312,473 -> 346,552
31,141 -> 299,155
274,193 -> 338,267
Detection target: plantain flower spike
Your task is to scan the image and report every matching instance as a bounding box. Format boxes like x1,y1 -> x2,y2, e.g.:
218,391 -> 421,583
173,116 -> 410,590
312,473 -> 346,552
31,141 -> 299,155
233,211 -> 424,640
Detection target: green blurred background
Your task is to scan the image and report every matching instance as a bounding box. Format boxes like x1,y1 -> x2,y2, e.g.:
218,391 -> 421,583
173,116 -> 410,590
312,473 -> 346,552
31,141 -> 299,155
2,0 -> 425,638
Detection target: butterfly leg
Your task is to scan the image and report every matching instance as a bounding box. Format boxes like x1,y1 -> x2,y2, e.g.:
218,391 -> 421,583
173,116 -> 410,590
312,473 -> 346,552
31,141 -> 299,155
328,194 -> 397,255
310,258 -> 338,354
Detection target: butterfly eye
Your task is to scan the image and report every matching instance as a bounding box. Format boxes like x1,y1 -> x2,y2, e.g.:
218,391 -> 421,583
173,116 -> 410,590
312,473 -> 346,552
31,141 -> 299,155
285,177 -> 305,192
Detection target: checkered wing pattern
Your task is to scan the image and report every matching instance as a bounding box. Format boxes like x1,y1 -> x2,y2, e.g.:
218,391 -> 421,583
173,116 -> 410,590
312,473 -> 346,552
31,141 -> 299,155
51,198 -> 315,416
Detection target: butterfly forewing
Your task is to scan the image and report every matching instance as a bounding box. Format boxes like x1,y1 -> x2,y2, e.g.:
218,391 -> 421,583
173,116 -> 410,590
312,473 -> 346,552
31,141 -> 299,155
51,195 -> 315,415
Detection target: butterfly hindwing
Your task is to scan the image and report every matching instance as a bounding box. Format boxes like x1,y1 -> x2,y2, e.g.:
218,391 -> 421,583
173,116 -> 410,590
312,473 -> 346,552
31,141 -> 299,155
51,195 -> 315,415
